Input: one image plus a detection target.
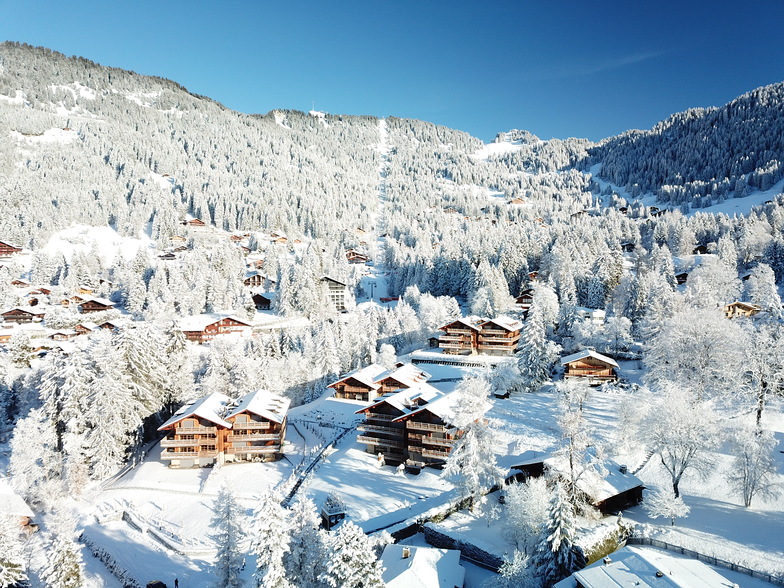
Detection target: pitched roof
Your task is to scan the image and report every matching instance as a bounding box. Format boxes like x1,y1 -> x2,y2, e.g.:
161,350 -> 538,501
545,457 -> 643,503
480,315 -> 523,331
179,313 -> 251,332
360,382 -> 442,416
380,544 -> 465,588
375,363 -> 432,389
226,389 -> 290,424
560,349 -> 619,368
554,545 -> 734,588
329,363 -> 386,389
157,392 -> 232,430
440,317 -> 480,332
0,478 -> 35,518
398,390 -> 461,425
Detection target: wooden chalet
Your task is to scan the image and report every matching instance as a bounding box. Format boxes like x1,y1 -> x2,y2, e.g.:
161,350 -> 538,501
243,271 -> 264,287
375,363 -> 431,394
724,300 -> 762,318
98,321 -> 120,331
355,383 -> 441,465
179,314 -> 251,344
438,318 -> 480,355
50,329 -> 78,341
561,350 -> 619,385
223,390 -> 290,463
77,296 -> 116,313
328,363 -> 386,402
1,307 -> 45,323
675,271 -> 689,285
0,240 -> 22,257
182,216 -> 206,227
692,244 -> 709,255
252,293 -> 272,311
397,391 -> 460,468
74,322 -> 99,335
515,288 -> 534,310
321,276 -> 349,312
11,278 -> 30,288
477,316 -> 523,356
270,231 -> 288,244
345,249 -> 369,264
158,392 -> 231,468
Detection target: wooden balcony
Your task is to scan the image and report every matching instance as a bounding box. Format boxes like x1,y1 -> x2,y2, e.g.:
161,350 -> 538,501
225,446 -> 278,454
226,433 -> 280,442
421,447 -> 451,459
357,435 -> 404,449
161,449 -> 217,460
406,421 -> 449,433
357,423 -> 401,435
175,426 -> 217,435
364,412 -> 397,422
232,421 -> 271,430
336,385 -> 372,394
440,334 -> 472,342
442,328 -> 474,335
480,330 -> 517,337
439,341 -> 473,349
161,438 -> 200,448
408,433 -> 453,447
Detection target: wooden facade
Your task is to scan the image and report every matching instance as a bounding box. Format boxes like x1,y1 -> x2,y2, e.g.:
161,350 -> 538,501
252,293 -> 272,311
1,308 -> 45,323
0,241 -> 22,257
346,249 -> 369,264
78,297 -> 115,313
401,405 -> 457,468
439,316 -> 522,356
181,315 -> 251,344
159,390 -> 288,468
328,364 -> 386,402
356,399 -> 411,465
724,301 -> 762,318
561,350 -> 619,385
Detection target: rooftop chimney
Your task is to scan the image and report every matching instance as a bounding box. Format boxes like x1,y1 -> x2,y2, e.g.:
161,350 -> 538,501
402,547 -> 411,559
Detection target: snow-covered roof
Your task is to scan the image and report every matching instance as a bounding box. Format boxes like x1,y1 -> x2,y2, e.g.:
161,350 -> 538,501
560,349 -> 619,368
329,363 -> 386,390
440,317 -> 480,332
361,382 -> 442,416
0,479 -> 35,518
481,315 -> 523,331
399,390 -> 461,425
76,321 -> 99,330
554,545 -> 734,588
545,457 -> 643,503
380,544 -> 465,588
80,295 -> 115,306
375,363 -> 432,389
226,389 -> 290,424
178,313 -> 251,332
158,392 -> 232,430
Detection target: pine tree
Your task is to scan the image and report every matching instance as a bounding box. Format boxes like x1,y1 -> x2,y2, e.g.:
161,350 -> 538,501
0,514 -> 26,588
41,512 -> 84,588
250,490 -> 291,588
320,521 -> 385,588
211,485 -> 245,588
442,378 -> 503,509
532,483 -> 586,586
283,498 -> 328,588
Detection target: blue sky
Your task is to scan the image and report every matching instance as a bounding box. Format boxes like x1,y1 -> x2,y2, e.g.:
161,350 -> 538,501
2,0 -> 783,142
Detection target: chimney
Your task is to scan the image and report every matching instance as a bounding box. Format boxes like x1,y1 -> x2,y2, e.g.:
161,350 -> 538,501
402,547 -> 411,559
603,557 -> 612,566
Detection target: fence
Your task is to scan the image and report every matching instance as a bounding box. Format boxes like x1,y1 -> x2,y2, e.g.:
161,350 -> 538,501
626,536 -> 784,586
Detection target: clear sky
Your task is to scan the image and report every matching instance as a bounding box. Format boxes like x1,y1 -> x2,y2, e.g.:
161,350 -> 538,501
2,0 -> 783,142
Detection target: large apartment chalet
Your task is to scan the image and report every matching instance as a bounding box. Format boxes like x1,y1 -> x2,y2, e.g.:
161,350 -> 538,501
158,389 -> 289,468
328,363 -> 431,403
438,315 -> 523,356
561,349 -> 619,385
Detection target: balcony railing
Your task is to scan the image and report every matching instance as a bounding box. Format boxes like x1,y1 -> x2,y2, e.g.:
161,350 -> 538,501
357,423 -> 401,435
439,342 -> 473,349
160,438 -> 200,448
227,433 -> 280,442
364,413 -> 396,422
175,426 -> 217,435
420,447 -> 451,458
408,433 -> 454,447
357,435 -> 404,448
232,421 -> 271,430
406,421 -> 449,432
161,449 -> 217,460
225,446 -> 278,454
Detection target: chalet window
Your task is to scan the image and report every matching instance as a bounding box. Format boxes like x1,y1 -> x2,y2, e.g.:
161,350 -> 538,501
180,434 -> 195,440
202,445 -> 216,451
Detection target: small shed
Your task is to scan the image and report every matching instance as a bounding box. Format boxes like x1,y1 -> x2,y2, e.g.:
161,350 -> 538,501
321,493 -> 346,530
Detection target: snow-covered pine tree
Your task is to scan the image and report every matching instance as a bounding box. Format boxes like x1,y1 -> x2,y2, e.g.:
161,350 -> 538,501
320,521 -> 385,588
250,490 -> 291,588
532,483 -> 586,586
283,498 -> 329,588
442,377 -> 503,509
41,511 -> 84,588
0,514 -> 26,588
211,484 -> 245,588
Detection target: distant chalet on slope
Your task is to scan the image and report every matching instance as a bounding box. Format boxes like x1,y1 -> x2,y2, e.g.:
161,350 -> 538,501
179,313 -> 251,344
0,240 -> 22,257
321,276 -> 349,312
561,349 -> 619,385
438,315 -> 522,356
1,307 -> 45,323
724,300 -> 762,318
181,215 -> 206,228
158,389 -> 289,468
